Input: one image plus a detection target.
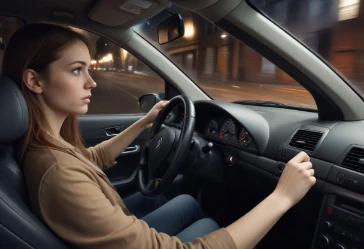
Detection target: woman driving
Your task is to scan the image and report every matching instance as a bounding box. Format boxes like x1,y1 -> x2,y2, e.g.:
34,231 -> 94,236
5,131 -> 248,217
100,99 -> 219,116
3,23 -> 316,249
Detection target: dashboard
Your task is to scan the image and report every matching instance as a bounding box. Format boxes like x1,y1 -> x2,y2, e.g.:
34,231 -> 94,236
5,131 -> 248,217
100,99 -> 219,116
165,100 -> 364,248
166,100 -> 364,198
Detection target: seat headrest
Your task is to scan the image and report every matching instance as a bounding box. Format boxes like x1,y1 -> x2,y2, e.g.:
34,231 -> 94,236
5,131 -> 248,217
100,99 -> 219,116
0,76 -> 29,145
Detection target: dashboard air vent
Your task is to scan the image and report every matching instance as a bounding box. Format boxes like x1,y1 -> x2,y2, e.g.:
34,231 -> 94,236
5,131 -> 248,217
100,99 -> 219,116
342,147 -> 364,174
289,129 -> 323,152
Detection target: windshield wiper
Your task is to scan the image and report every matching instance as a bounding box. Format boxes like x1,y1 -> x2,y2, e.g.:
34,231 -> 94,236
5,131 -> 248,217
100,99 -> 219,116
233,100 -> 316,111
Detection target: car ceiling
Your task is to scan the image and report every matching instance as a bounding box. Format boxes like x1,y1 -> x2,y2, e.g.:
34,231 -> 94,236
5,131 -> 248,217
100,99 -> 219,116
0,0 -> 243,40
0,0 -> 169,43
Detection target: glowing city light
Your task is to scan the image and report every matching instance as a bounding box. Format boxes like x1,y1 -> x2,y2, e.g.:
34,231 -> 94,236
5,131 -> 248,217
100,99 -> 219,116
184,21 -> 195,38
98,54 -> 113,63
338,0 -> 360,21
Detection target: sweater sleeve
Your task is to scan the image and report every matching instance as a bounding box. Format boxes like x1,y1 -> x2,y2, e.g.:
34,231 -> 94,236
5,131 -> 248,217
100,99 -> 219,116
86,140 -> 116,170
38,162 -> 237,249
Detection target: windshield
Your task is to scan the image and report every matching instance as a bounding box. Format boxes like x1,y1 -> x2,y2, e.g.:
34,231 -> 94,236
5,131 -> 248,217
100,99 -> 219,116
134,5 -> 317,109
249,0 -> 364,99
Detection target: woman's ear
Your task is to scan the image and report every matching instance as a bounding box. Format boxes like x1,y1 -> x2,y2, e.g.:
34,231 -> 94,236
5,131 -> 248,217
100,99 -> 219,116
22,69 -> 44,94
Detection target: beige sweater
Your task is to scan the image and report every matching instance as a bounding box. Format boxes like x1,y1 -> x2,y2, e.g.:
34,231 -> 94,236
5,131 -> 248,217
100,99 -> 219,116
22,140 -> 237,249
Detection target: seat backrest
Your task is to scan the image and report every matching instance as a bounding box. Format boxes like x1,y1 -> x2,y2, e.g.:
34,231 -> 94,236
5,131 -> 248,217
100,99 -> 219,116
0,76 -> 71,249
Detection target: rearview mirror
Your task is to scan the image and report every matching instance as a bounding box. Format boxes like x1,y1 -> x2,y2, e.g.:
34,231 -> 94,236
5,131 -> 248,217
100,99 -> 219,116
158,14 -> 184,45
138,93 -> 163,111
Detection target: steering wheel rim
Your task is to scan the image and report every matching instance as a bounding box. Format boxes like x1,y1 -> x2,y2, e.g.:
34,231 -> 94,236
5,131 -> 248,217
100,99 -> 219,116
138,95 -> 195,197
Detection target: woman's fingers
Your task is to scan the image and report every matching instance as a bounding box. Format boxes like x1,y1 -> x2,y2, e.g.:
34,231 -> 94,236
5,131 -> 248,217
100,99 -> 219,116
300,161 -> 313,170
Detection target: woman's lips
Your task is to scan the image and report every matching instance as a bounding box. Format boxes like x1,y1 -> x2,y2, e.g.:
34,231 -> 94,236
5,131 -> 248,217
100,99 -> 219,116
82,95 -> 91,103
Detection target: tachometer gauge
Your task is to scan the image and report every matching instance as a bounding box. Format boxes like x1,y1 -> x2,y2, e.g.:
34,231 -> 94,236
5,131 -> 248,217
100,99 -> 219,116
219,119 -> 236,141
206,120 -> 219,136
239,128 -> 252,146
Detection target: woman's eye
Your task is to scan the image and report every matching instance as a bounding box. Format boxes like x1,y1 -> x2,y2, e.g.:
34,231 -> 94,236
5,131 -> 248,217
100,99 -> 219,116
72,67 -> 82,75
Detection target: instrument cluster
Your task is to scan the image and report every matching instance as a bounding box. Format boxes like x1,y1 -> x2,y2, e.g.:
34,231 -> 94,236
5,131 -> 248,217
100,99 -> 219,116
205,118 -> 254,148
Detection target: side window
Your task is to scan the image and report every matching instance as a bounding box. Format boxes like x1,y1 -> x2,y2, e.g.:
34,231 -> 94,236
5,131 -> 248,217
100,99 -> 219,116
75,29 -> 165,114
0,20 -> 165,114
0,16 -> 24,74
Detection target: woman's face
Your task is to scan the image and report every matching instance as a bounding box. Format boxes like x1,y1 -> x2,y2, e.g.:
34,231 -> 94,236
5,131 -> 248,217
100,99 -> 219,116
39,39 -> 96,115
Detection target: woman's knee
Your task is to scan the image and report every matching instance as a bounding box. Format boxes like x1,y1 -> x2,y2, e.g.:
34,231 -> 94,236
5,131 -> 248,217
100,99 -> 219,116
177,218 -> 220,243
175,194 -> 200,209
173,194 -> 204,218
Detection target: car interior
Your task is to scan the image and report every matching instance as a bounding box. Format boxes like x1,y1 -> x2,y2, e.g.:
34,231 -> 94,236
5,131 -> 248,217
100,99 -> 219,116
1,0 -> 364,249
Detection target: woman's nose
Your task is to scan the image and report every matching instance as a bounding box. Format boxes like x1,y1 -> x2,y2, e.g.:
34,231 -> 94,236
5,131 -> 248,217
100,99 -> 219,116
85,74 -> 97,89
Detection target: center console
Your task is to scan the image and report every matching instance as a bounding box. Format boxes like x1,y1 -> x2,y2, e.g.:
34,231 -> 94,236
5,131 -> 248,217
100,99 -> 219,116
312,195 -> 364,249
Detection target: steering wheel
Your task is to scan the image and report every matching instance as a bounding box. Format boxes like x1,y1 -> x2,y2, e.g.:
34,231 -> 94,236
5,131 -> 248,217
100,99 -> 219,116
138,95 -> 195,197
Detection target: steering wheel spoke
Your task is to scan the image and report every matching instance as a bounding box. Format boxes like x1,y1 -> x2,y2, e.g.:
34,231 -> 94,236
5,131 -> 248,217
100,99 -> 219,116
140,155 -> 148,170
146,178 -> 161,191
165,143 -> 177,165
145,138 -> 152,148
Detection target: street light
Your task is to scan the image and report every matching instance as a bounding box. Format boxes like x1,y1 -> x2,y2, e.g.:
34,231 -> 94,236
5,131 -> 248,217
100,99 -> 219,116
338,0 -> 360,21
184,20 -> 195,38
102,53 -> 113,62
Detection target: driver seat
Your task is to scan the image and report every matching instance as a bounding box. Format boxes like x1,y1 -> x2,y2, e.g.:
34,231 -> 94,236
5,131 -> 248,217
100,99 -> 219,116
0,76 -> 71,249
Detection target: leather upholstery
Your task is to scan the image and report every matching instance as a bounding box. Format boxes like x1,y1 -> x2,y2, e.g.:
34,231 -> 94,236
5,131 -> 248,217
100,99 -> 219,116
0,77 -> 71,249
0,76 -> 29,145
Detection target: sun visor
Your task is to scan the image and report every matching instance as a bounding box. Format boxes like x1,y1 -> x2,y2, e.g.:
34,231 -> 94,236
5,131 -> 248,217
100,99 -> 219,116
88,0 -> 169,27
170,0 -> 219,10
171,0 -> 242,23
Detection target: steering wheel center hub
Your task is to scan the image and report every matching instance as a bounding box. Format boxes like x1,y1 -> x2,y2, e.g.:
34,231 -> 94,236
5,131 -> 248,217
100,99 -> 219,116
148,127 -> 176,170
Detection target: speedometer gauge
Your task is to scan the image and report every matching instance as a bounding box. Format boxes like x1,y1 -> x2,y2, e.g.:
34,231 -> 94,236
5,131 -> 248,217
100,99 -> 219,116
239,128 -> 252,146
219,119 -> 236,141
206,120 -> 219,136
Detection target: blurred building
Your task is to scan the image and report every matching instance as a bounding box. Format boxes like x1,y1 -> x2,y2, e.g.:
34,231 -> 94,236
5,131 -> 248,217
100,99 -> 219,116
156,0 -> 364,88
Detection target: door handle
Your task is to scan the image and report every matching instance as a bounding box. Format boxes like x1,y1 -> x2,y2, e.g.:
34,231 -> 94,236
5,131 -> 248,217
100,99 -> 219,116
122,145 -> 140,154
105,126 -> 123,137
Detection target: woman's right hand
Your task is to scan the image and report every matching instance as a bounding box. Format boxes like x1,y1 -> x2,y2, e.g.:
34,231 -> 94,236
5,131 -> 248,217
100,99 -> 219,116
273,151 -> 316,209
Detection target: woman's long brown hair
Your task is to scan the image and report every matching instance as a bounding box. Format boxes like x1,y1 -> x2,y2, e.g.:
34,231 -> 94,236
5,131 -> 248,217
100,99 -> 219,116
2,23 -> 92,164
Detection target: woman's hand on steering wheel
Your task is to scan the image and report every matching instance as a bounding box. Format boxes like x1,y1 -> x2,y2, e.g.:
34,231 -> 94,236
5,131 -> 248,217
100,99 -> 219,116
141,101 -> 169,129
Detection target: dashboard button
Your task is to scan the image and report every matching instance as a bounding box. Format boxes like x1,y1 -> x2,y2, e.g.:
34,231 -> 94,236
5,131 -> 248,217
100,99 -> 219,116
336,173 -> 345,183
226,155 -> 237,166
317,234 -> 332,248
280,149 -> 288,159
345,178 -> 358,186
333,243 -> 347,249
202,142 -> 213,154
324,221 -> 332,229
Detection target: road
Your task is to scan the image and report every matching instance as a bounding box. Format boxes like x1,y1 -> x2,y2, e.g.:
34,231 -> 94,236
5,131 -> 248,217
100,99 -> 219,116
88,71 -> 316,115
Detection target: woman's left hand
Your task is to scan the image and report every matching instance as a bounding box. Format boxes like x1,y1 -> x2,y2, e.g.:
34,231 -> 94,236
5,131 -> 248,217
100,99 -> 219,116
141,101 -> 169,129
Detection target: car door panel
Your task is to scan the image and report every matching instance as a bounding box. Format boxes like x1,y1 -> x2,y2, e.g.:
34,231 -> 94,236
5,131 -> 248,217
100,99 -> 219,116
78,114 -> 148,195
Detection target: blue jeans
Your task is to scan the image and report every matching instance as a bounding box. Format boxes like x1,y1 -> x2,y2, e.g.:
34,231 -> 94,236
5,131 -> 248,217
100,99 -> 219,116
123,193 -> 220,242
